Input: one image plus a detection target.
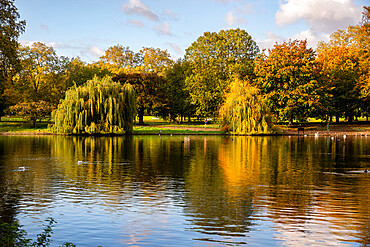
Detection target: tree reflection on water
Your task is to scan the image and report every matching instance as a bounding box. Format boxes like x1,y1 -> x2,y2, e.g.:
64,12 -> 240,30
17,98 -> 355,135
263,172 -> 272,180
0,135 -> 368,246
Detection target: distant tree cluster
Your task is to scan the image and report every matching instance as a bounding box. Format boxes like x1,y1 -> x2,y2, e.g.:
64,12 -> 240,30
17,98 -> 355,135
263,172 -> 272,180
1,0 -> 369,134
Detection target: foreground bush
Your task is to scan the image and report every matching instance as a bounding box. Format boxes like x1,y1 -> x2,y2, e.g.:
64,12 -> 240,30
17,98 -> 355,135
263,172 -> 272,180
51,76 -> 136,134
0,218 -> 75,247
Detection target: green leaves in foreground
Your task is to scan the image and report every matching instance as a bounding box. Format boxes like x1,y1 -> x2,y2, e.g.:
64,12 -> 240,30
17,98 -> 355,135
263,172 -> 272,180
0,218 -> 75,247
51,76 -> 136,135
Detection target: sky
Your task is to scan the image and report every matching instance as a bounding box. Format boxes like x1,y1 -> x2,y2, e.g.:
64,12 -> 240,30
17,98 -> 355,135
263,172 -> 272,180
15,0 -> 367,63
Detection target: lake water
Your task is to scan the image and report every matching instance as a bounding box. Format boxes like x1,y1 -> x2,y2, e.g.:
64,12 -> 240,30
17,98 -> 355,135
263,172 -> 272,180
0,135 -> 369,246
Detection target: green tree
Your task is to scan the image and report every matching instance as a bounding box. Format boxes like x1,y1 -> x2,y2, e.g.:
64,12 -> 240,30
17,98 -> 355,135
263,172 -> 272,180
164,59 -> 195,122
219,77 -> 274,134
113,72 -> 168,125
254,40 -> 319,124
0,0 -> 26,116
65,57 -> 111,88
184,28 -> 259,118
51,76 -> 136,134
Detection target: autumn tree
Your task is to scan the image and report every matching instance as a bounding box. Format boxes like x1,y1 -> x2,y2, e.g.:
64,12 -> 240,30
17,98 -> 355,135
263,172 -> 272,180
51,76 -> 136,134
138,47 -> 174,76
7,42 -> 68,106
317,6 -> 369,121
219,77 -> 274,134
359,7 -> 370,117
99,45 -> 173,76
113,72 -> 168,125
254,40 -> 319,124
316,44 -> 361,122
184,28 -> 259,118
9,101 -> 54,128
0,0 -> 26,115
99,45 -> 140,74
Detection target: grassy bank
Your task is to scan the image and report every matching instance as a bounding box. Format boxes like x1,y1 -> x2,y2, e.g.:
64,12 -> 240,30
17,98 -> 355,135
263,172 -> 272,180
133,126 -> 223,135
0,121 -> 49,133
0,116 -> 224,135
1,116 -> 369,136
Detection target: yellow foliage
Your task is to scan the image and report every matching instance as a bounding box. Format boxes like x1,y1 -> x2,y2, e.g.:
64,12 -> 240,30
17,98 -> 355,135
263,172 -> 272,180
219,77 -> 274,134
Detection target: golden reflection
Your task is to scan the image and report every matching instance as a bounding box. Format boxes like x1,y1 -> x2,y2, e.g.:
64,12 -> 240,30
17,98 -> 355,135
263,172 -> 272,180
184,135 -> 370,245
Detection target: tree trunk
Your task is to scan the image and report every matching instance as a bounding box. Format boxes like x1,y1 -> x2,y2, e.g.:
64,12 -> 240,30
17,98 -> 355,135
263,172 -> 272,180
289,113 -> 293,126
138,107 -> 145,125
348,113 -> 353,123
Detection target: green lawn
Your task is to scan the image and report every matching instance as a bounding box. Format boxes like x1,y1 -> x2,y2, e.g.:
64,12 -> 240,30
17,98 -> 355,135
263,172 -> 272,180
0,116 -> 224,135
138,116 -> 221,127
1,115 -> 368,135
133,126 -> 223,135
0,121 -> 50,133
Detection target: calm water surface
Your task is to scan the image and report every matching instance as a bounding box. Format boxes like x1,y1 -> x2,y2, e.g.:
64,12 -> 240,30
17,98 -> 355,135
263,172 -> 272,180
0,135 -> 369,246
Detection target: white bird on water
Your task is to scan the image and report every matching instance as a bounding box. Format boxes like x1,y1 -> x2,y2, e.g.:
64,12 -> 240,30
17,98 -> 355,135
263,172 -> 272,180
77,161 -> 83,165
17,167 -> 26,171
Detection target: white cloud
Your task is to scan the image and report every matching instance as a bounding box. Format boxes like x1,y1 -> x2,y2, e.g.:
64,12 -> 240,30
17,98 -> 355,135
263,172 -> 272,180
20,39 -> 107,62
20,40 -> 37,47
154,22 -> 172,36
257,31 -> 286,51
122,0 -> 159,22
127,19 -> 145,28
225,11 -> 246,26
291,30 -> 330,48
48,41 -> 71,49
276,0 -> 362,33
257,29 -> 330,52
20,40 -> 70,49
89,46 -> 105,57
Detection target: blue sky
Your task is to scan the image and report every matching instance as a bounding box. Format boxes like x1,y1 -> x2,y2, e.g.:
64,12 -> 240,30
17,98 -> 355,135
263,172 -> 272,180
15,0 -> 367,62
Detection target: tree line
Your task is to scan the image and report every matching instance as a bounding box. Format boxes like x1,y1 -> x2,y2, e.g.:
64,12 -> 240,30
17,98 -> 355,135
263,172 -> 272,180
1,0 -> 369,133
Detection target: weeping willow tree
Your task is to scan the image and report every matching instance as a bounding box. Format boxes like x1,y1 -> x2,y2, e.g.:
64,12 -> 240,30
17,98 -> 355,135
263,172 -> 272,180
51,76 -> 136,134
219,77 -> 274,134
